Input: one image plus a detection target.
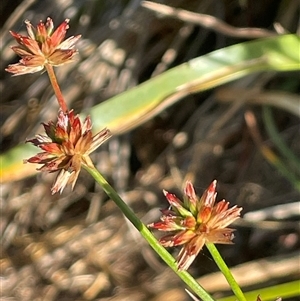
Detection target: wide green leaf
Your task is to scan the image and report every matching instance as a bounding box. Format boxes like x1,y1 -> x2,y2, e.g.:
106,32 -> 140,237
1,34 -> 299,182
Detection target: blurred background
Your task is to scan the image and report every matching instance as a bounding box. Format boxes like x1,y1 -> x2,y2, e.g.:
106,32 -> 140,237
1,0 -> 299,300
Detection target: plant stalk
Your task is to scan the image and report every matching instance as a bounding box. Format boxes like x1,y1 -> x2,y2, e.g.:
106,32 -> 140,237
206,243 -> 246,301
45,64 -> 68,112
84,164 -> 216,301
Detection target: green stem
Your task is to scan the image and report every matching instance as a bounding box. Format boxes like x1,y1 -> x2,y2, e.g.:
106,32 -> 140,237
263,106 -> 300,176
206,243 -> 246,301
84,164 -> 215,301
45,64 -> 68,112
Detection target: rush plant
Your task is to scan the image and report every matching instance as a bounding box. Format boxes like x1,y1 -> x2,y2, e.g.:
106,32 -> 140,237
9,17 -> 292,301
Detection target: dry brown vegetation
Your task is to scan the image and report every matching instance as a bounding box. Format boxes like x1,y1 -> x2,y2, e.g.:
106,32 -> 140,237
1,1 -> 299,300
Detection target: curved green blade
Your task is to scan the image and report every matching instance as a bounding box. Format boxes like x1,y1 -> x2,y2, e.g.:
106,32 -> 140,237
1,34 -> 299,182
218,279 -> 300,301
89,34 -> 300,134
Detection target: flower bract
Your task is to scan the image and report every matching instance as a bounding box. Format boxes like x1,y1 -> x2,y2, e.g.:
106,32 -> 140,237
25,110 -> 111,194
148,180 -> 242,270
6,17 -> 81,75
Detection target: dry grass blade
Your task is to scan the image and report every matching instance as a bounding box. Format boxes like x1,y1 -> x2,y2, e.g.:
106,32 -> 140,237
1,0 -> 299,300
216,88 -> 300,118
196,252 -> 300,292
142,1 -> 277,38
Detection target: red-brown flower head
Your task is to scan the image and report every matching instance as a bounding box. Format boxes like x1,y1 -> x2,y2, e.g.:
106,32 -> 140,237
6,17 -> 81,75
25,110 -> 111,194
148,180 -> 242,271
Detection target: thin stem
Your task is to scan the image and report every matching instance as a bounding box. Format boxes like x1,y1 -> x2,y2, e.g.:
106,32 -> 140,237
263,105 -> 300,175
206,243 -> 246,301
45,64 -> 68,112
84,164 -> 216,301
